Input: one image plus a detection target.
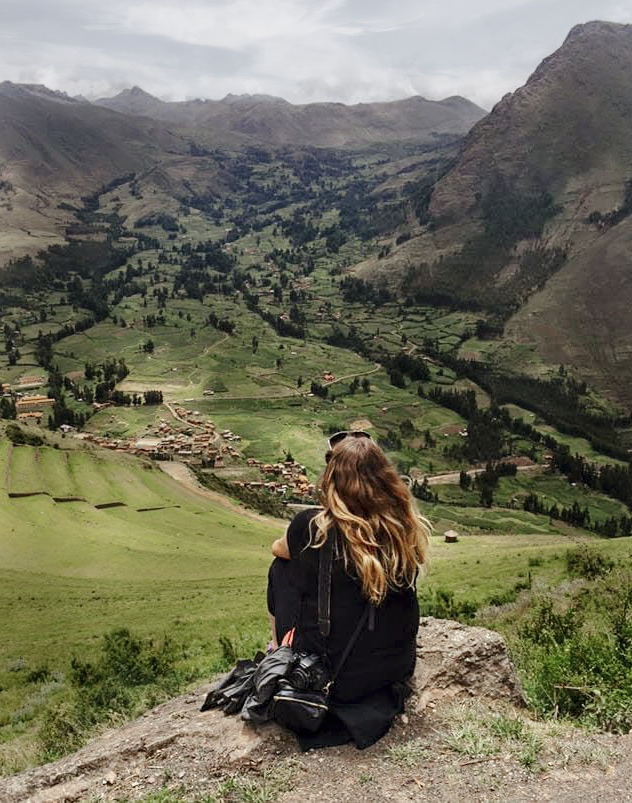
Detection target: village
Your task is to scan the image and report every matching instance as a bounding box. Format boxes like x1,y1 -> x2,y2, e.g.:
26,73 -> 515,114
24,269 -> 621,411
1,375 -> 55,424
76,404 -> 316,501
2,375 -> 318,503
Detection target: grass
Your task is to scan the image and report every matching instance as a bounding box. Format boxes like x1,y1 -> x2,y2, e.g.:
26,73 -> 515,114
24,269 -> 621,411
441,700 -> 543,769
212,760 -> 298,803
3,432 -> 619,774
0,437 -> 280,771
434,471 -> 630,530
386,737 -> 429,766
419,531 -> 570,607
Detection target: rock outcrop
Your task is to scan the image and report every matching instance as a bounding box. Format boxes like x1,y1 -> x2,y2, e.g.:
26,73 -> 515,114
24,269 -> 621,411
414,616 -> 525,711
0,618 -> 524,802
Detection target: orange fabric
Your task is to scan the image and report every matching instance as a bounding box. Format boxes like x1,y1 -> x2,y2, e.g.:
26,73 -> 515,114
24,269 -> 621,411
281,627 -> 295,647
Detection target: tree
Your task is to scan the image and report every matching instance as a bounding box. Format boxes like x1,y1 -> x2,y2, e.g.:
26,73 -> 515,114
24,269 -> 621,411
0,397 -> 16,419
480,485 -> 494,508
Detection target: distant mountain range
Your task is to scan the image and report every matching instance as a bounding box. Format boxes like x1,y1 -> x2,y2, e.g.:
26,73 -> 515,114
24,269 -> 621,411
94,87 -> 485,148
0,80 -> 485,262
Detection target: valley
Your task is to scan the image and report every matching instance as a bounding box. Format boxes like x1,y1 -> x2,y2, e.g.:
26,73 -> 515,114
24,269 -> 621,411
2,19 -> 632,778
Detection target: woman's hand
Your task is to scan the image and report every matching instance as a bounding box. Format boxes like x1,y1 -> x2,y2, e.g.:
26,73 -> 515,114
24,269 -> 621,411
271,533 -> 290,559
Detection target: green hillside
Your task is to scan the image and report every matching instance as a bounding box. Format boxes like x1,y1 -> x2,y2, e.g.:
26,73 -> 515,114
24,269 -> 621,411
2,430 -> 632,773
0,433 -> 282,770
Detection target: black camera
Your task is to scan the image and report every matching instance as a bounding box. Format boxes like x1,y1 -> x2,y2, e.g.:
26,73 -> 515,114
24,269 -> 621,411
288,652 -> 330,691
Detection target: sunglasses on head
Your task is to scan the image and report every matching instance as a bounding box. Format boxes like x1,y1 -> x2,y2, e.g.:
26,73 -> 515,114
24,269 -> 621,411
327,430 -> 372,450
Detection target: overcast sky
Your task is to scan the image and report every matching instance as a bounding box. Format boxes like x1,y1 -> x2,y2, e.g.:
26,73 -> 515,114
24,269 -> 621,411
1,0 -> 631,110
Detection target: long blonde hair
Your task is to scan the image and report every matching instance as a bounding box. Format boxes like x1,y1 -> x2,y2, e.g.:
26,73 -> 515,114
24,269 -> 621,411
311,436 -> 430,604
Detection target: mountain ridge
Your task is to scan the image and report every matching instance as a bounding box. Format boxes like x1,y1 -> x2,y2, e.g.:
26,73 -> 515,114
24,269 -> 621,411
94,87 -> 486,148
359,20 -> 632,407
3,21 -> 632,405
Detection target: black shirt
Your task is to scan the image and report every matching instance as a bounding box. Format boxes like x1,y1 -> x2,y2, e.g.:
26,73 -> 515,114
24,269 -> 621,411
286,508 -> 419,703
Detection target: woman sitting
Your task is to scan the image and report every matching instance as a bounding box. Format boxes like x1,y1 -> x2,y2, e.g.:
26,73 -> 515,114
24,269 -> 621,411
267,431 -> 431,749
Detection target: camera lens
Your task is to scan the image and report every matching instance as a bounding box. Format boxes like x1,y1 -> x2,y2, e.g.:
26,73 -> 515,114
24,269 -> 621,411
289,667 -> 309,689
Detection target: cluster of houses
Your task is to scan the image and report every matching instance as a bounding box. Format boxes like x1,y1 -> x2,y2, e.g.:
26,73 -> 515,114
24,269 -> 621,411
3,370 -> 317,501
239,457 -> 316,498
72,404 -> 316,500
76,411 -> 239,465
2,376 -> 53,424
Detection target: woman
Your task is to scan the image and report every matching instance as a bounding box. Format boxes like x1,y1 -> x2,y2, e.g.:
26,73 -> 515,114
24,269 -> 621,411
267,431 -> 431,748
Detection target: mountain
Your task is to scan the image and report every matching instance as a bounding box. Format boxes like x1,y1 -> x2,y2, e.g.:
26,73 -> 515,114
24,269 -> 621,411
0,82 -> 185,261
359,21 -> 632,407
95,88 -> 486,148
429,21 -> 632,223
0,81 -> 483,264
0,82 -> 182,188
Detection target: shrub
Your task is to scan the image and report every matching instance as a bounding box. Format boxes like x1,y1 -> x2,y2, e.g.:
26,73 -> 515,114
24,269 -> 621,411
38,701 -> 90,761
5,422 -> 44,446
519,598 -> 582,648
38,628 -> 180,761
566,545 -> 614,580
70,628 -> 178,693
516,572 -> 632,732
418,588 -> 478,623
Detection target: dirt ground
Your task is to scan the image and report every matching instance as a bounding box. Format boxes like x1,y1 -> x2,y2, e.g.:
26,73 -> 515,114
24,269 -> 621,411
3,687 -> 632,802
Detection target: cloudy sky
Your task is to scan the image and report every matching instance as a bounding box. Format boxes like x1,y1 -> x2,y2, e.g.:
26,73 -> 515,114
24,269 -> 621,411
2,0 -> 631,110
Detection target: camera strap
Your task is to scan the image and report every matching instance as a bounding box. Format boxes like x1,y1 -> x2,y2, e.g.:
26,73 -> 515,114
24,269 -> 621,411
317,533 -> 334,638
317,530 -> 374,686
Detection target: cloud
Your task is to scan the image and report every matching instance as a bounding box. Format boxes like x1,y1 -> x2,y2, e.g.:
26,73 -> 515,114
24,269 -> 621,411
114,0 -> 348,50
1,0 -> 631,107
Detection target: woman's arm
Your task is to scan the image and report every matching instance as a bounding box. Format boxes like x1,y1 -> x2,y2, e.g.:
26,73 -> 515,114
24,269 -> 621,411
271,532 -> 291,559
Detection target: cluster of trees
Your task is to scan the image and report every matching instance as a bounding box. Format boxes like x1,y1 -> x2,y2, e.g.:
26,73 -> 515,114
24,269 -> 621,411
84,358 -> 129,384
387,351 -> 430,388
459,461 -> 518,507
402,242 -> 566,319
0,396 -> 16,419
34,317 -> 97,370
411,477 -> 438,503
522,492 -> 631,537
587,177 -> 632,229
105,389 -> 163,407
135,212 -> 179,232
340,276 -> 392,306
280,211 -> 319,248
424,387 -> 506,463
310,381 -> 328,399
439,357 -> 628,461
522,493 -> 591,528
206,311 -> 236,335
549,445 -> 632,511
392,175 -> 567,315
242,288 -> 305,339
142,313 -> 165,328
481,181 -> 561,247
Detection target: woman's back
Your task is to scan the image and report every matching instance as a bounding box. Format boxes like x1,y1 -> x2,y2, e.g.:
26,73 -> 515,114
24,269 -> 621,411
287,508 -> 420,702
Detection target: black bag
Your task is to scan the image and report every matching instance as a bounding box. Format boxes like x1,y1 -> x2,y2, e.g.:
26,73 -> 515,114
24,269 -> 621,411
240,645 -> 295,724
272,679 -> 330,733
200,654 -> 263,714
